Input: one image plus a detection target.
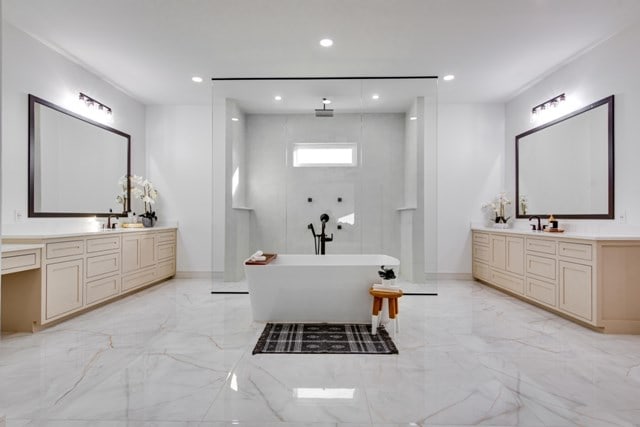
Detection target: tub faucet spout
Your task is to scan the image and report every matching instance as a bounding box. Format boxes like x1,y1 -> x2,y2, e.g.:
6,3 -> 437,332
320,219 -> 333,255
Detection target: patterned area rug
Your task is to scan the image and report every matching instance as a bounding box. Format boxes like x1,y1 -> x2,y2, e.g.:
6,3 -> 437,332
252,323 -> 398,355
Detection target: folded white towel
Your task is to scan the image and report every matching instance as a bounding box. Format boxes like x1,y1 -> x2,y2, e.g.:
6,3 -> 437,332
250,250 -> 263,259
373,283 -> 400,290
251,256 -> 267,262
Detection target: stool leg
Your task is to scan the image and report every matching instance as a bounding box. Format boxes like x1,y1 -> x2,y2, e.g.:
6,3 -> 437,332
371,297 -> 382,335
371,315 -> 378,335
388,298 -> 396,338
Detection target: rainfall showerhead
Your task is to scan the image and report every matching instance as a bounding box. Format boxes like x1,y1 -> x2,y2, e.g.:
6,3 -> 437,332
315,98 -> 334,117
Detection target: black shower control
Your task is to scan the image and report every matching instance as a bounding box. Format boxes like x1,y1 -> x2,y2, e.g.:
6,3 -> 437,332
337,197 -> 342,202
307,197 -> 312,203
337,224 -> 342,230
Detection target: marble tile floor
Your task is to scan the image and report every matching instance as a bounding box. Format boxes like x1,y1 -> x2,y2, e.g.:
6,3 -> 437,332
1,278 -> 640,426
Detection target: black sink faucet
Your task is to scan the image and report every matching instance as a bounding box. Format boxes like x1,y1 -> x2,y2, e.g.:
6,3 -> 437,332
529,215 -> 542,231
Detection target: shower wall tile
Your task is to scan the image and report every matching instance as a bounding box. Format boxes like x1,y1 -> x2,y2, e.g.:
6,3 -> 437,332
246,113 -> 404,257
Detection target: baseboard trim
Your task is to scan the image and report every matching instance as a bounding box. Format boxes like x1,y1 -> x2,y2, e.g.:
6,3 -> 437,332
424,273 -> 473,281
175,271 -> 223,280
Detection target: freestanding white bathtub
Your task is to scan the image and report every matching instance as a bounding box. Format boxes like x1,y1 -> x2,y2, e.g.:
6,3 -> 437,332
245,254 -> 400,323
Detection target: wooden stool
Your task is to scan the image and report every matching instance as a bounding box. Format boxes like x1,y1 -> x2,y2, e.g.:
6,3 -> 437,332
369,288 -> 403,337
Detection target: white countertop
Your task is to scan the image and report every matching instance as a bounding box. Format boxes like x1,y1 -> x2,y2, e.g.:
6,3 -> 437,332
2,243 -> 45,253
2,225 -> 177,240
471,225 -> 640,241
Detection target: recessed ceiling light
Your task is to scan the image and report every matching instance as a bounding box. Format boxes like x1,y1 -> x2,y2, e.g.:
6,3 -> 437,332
322,98 -> 331,104
443,74 -> 455,81
231,117 -> 239,122
409,116 -> 417,121
320,38 -> 334,47
372,94 -> 380,100
191,76 -> 203,83
274,95 -> 282,101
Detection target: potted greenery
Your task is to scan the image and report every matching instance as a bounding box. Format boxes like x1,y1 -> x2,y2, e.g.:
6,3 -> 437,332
138,179 -> 158,227
378,265 -> 397,287
116,175 -> 158,226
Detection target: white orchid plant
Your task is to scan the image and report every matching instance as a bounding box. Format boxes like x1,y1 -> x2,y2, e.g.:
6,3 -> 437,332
519,194 -> 528,215
481,192 -> 512,224
116,175 -> 158,220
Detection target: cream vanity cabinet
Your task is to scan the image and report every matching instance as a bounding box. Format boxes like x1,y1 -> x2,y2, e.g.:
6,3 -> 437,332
2,227 -> 177,332
472,228 -> 640,334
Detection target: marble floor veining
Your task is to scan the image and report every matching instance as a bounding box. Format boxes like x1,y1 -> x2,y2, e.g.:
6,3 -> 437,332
1,278 -> 640,426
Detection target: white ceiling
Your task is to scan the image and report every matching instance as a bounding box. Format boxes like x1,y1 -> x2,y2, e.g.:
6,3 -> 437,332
4,0 -> 640,107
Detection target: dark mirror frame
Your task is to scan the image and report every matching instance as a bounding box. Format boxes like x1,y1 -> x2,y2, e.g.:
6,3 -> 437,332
515,95 -> 614,219
28,94 -> 131,217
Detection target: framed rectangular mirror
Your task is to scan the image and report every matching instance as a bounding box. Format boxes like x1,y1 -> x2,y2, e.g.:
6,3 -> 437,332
516,95 -> 614,219
29,94 -> 131,217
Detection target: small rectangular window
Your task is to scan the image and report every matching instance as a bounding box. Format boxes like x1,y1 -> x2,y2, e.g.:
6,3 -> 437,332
292,143 -> 357,167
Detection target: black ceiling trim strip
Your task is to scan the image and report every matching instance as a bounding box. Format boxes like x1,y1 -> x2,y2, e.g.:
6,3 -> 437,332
210,76 -> 438,81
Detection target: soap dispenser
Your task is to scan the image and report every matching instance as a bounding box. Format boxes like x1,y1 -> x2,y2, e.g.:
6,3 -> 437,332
548,214 -> 558,229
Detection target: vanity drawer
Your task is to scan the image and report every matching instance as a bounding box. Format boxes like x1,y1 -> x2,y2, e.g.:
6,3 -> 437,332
122,267 -> 157,292
526,277 -> 557,307
473,232 -> 490,246
46,240 -> 85,259
157,243 -> 175,261
473,261 -> 490,281
526,254 -> 557,282
473,245 -> 490,263
2,251 -> 40,274
157,259 -> 176,279
86,275 -> 120,305
559,241 -> 592,261
157,231 -> 176,244
86,252 -> 120,278
526,238 -> 556,255
490,269 -> 524,295
87,236 -> 120,253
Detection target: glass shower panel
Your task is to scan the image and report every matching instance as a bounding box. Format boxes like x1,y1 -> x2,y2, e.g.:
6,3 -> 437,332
214,77 -> 439,289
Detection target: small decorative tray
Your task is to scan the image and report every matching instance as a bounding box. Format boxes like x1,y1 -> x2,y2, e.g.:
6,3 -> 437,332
544,228 -> 565,233
245,253 -> 278,265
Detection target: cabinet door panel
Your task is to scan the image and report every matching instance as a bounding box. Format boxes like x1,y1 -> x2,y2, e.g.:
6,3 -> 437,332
490,235 -> 506,270
559,261 -> 592,321
506,237 -> 524,275
140,235 -> 157,268
46,259 -> 83,319
122,236 -> 140,273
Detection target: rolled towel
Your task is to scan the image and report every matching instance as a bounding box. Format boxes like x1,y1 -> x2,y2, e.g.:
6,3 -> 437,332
250,250 -> 263,259
251,256 -> 267,262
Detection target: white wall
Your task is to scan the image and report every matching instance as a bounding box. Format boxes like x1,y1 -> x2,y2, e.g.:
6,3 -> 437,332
146,105 -> 212,272
437,103 -> 505,275
506,20 -> 640,229
1,23 -> 146,227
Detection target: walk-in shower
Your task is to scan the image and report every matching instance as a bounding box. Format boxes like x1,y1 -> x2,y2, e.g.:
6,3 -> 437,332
212,76 -> 438,287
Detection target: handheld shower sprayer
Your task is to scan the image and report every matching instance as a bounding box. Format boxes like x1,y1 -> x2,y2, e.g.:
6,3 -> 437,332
308,213 -> 334,255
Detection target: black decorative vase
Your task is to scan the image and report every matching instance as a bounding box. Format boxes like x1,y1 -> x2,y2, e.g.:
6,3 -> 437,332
495,216 -> 506,224
141,217 -> 155,227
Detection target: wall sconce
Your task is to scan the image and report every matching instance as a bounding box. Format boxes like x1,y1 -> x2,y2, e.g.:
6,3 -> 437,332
531,93 -> 566,123
79,92 -> 112,117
